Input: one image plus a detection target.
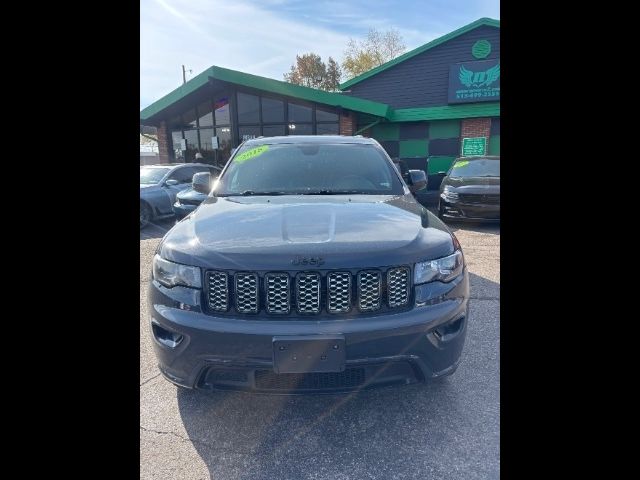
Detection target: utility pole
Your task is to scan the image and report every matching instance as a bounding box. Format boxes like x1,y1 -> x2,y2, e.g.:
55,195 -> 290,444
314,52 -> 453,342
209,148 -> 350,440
182,65 -> 192,84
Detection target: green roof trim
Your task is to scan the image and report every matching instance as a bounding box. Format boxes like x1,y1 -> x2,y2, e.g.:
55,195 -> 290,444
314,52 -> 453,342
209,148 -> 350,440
339,17 -> 500,91
388,103 -> 500,122
140,65 -> 390,122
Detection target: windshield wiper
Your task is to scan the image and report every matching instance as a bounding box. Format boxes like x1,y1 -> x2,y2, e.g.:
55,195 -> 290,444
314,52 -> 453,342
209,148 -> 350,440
300,190 -> 369,195
220,190 -> 290,196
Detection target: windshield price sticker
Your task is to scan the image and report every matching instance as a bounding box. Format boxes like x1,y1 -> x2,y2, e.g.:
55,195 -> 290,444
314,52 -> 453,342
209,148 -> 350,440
234,145 -> 269,164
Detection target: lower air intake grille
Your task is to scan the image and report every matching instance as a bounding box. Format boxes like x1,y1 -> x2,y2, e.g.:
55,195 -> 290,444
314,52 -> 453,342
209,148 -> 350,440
254,368 -> 366,390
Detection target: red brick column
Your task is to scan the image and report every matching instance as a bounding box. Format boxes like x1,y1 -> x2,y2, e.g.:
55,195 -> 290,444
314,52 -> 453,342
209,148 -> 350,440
156,121 -> 171,164
339,111 -> 356,136
460,118 -> 492,154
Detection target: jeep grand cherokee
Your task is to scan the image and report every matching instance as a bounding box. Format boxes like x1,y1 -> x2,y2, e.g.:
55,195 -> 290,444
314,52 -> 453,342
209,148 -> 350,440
149,136 -> 469,393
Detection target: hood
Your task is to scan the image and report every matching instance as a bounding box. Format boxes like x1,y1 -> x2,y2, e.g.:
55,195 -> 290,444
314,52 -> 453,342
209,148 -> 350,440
159,194 -> 455,271
140,184 -> 158,190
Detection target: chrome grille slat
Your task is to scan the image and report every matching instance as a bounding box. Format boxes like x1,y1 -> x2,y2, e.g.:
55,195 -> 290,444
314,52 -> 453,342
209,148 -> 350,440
296,273 -> 321,314
207,271 -> 229,311
265,273 -> 290,314
327,272 -> 351,313
387,267 -> 410,308
235,273 -> 258,313
357,271 -> 382,311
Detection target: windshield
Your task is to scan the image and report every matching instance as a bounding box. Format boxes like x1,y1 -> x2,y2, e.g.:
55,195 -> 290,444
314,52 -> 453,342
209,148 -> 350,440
216,143 -> 404,196
449,158 -> 500,178
140,167 -> 171,185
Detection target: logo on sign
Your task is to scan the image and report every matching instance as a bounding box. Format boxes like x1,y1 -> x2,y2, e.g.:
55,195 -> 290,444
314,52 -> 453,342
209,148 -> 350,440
459,63 -> 500,88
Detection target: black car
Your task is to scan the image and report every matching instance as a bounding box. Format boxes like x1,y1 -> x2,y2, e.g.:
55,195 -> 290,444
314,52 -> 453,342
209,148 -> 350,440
149,136 -> 469,394
438,156 -> 500,221
172,166 -> 222,220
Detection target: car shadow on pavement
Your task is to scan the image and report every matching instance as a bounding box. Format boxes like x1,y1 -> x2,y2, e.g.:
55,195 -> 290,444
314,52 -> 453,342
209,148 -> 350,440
140,218 -> 175,241
174,274 -> 499,479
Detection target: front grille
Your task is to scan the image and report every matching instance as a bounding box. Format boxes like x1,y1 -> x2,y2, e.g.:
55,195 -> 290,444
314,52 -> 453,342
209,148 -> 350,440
235,273 -> 258,313
327,272 -> 351,313
207,271 -> 229,311
205,267 -> 410,317
254,368 -> 366,390
387,267 -> 410,308
265,273 -> 290,314
459,193 -> 500,205
296,273 -> 320,314
357,271 -> 382,311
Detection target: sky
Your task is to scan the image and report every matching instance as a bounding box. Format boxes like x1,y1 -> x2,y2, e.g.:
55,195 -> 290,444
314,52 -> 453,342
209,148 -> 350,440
140,0 -> 500,110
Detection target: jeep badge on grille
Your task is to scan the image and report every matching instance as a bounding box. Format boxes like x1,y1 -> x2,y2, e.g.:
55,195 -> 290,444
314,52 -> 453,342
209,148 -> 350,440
291,256 -> 325,266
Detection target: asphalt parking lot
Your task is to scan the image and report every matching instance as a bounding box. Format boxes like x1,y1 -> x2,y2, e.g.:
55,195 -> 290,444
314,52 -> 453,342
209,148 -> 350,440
140,215 -> 500,479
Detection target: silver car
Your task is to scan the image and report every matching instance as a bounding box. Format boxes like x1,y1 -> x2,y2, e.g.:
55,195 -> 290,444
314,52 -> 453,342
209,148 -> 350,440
140,163 -> 219,229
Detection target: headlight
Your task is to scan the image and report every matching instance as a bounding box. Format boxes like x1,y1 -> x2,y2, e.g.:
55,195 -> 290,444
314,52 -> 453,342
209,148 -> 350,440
442,186 -> 459,201
152,254 -> 202,289
414,250 -> 464,284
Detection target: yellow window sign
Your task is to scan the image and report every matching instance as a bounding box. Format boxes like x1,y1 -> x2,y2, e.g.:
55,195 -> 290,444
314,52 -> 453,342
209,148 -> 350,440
453,160 -> 469,168
234,145 -> 269,164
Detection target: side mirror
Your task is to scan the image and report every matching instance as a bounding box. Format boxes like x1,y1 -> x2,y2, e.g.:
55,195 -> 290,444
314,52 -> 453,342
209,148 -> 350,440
164,179 -> 179,186
192,172 -> 211,194
407,170 -> 427,193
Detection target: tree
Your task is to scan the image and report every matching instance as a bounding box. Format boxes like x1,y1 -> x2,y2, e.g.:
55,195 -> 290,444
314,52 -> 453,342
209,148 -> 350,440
283,53 -> 341,91
323,57 -> 342,92
342,28 -> 406,80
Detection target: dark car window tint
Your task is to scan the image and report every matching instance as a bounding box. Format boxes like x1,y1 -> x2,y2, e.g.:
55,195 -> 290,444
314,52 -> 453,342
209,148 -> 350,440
169,167 -> 196,184
217,143 -> 403,195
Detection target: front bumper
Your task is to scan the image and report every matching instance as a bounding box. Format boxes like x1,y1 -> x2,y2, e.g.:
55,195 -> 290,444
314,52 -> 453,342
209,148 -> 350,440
148,270 -> 469,394
440,197 -> 500,220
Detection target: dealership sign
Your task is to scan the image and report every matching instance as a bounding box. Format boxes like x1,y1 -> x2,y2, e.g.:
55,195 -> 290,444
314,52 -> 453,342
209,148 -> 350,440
448,58 -> 500,104
461,137 -> 487,156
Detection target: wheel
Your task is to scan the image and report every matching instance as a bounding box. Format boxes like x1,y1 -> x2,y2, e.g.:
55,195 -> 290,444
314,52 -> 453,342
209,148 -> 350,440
140,202 -> 153,229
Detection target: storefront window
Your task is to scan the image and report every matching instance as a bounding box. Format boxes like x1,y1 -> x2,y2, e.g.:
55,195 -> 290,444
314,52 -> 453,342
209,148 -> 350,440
198,128 -> 215,163
317,123 -> 339,135
171,130 -> 184,161
216,127 -> 232,167
261,97 -> 284,123
184,129 -> 199,162
262,125 -> 286,137
288,103 -> 312,122
316,108 -> 339,122
197,101 -> 213,127
239,126 -> 260,142
237,92 -> 260,124
289,123 -> 313,135
215,97 -> 230,125
183,109 -> 198,128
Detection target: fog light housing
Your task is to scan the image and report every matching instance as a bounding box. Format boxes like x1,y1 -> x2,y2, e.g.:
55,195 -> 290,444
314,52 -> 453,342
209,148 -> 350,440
151,322 -> 184,348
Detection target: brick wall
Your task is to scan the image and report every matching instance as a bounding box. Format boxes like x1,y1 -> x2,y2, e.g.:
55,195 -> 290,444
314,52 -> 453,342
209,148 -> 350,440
339,111 -> 356,136
460,118 -> 492,153
156,121 -> 171,164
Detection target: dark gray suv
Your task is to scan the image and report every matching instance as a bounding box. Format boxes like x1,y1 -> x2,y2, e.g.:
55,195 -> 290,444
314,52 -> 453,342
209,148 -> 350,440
149,136 -> 469,393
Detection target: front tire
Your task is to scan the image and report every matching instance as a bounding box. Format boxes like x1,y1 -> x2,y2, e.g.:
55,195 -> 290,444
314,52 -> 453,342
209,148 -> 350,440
140,202 -> 153,229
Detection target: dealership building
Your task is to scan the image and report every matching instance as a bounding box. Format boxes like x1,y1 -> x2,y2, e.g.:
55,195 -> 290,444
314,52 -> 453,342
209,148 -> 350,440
140,17 -> 499,190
